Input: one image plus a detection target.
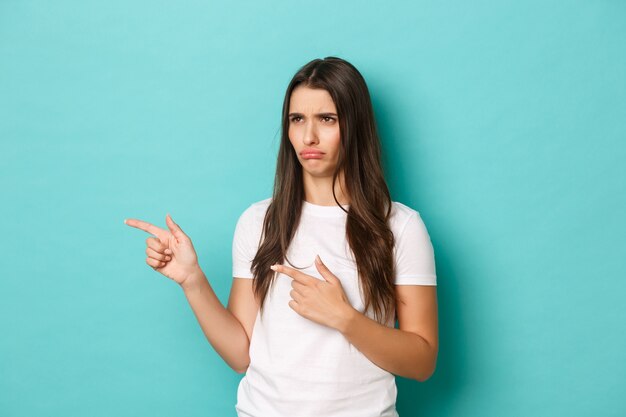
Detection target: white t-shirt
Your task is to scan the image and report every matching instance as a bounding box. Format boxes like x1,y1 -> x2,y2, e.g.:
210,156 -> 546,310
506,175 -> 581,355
232,197 -> 437,417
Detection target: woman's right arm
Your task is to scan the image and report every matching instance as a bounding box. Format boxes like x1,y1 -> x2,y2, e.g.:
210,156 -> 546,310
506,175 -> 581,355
180,270 -> 253,374
125,213 -> 254,374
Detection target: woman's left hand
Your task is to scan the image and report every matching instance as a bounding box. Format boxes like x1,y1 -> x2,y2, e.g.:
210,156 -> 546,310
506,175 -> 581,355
271,255 -> 355,331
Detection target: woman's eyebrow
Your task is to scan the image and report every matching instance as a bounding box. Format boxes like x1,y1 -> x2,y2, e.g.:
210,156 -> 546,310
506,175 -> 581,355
288,112 -> 338,117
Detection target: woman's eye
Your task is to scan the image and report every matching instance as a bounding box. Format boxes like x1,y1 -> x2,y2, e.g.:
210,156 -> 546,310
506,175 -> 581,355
290,116 -> 335,123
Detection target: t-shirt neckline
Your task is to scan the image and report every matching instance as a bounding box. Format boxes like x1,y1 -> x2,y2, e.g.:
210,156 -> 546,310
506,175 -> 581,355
302,200 -> 350,217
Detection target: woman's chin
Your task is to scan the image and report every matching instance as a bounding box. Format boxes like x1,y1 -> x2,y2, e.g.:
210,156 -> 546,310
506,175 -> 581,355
302,166 -> 334,178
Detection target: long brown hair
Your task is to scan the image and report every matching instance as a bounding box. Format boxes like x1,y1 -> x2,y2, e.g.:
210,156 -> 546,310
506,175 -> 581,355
250,56 -> 397,325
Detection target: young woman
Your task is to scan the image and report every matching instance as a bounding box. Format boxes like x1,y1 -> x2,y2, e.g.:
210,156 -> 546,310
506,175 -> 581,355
125,57 -> 438,417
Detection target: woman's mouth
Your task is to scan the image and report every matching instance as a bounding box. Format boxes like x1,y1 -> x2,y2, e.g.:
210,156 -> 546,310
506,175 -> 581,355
300,149 -> 324,159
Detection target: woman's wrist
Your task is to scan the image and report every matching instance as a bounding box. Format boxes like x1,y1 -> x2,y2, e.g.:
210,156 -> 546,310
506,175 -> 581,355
180,267 -> 207,292
335,303 -> 359,334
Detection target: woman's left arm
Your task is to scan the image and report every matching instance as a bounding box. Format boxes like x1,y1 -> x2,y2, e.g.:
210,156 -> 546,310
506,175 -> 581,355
338,284 -> 438,382
272,257 -> 438,382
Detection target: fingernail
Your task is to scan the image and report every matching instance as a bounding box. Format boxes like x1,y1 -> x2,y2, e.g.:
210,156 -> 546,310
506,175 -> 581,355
270,264 -> 277,271
164,249 -> 172,255
124,219 -> 127,224
316,254 -> 322,264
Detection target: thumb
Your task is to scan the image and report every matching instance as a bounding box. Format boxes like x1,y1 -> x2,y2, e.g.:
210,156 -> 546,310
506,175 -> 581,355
165,213 -> 188,242
314,254 -> 338,284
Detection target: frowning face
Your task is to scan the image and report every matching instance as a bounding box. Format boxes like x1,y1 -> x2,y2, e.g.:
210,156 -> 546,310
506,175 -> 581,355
288,85 -> 341,179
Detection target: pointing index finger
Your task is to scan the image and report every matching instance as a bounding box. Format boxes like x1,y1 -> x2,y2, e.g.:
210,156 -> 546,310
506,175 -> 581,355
272,264 -> 316,285
125,218 -> 166,239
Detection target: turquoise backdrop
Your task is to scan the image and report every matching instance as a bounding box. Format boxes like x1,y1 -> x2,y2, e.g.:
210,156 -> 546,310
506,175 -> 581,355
1,1 -> 624,416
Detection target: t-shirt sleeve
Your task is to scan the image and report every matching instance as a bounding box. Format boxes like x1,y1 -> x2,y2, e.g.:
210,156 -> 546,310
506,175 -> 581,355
394,211 -> 437,285
232,205 -> 259,279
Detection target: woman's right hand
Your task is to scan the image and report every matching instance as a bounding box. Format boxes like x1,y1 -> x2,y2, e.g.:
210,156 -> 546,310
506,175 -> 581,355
125,213 -> 202,287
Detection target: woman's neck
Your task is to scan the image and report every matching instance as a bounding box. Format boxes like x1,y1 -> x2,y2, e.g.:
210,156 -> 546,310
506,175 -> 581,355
302,171 -> 350,206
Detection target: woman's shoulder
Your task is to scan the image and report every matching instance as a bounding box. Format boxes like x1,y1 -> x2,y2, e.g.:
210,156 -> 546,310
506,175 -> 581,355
390,200 -> 420,221
389,201 -> 425,234
237,197 -> 272,223
246,197 -> 272,216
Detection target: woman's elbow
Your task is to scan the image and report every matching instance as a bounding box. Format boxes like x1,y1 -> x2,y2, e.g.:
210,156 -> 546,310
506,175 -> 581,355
234,365 -> 248,374
416,349 -> 438,382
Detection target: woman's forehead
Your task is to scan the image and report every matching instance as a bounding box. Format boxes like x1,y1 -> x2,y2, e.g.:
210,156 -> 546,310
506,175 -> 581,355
289,86 -> 336,112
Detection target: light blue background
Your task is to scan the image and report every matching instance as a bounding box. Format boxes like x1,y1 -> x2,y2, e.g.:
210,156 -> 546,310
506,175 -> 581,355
1,1 -> 624,416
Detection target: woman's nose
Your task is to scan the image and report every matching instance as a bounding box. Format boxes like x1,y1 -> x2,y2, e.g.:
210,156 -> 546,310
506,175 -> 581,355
303,121 -> 318,145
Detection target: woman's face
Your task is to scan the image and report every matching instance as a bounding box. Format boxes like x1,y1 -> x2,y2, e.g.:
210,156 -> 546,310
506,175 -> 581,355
288,85 -> 341,178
